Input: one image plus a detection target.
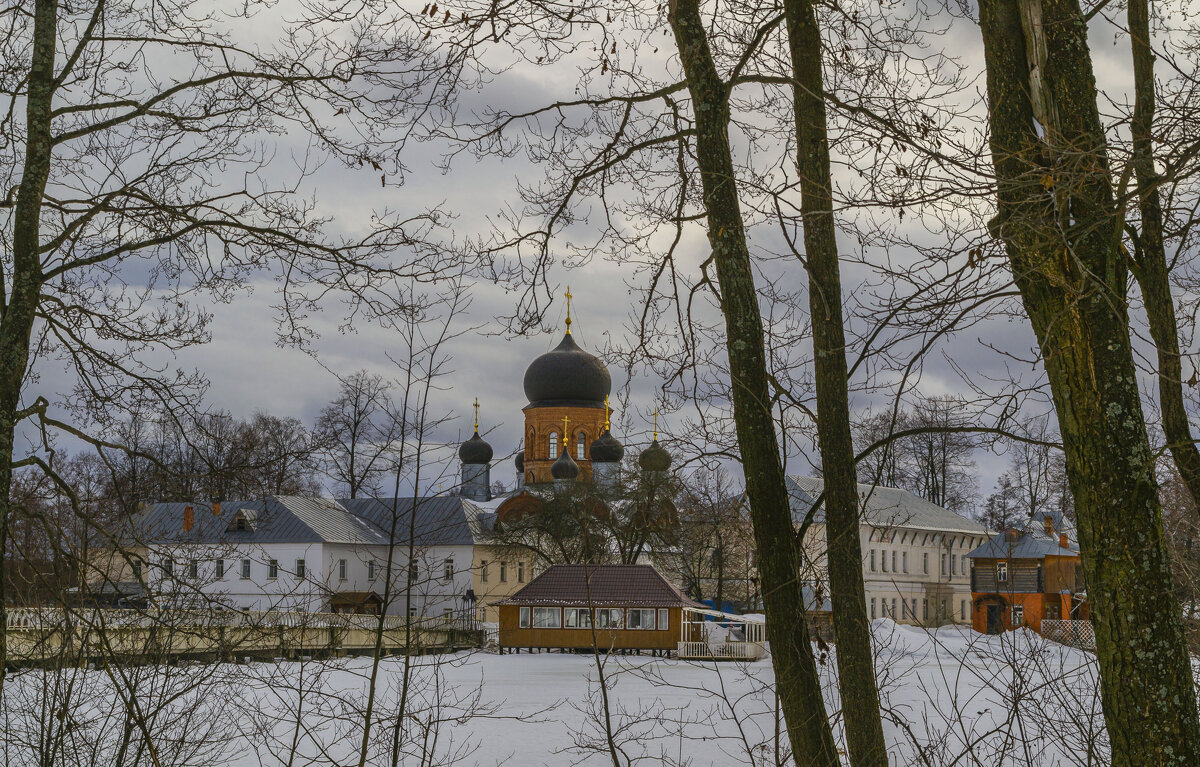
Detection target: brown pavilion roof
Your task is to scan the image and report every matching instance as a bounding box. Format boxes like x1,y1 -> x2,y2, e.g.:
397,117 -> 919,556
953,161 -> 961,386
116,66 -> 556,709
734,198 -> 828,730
496,564 -> 703,608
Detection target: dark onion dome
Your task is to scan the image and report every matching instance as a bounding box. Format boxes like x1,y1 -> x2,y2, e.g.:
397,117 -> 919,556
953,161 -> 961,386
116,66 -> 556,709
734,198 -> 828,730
515,451 -> 525,472
551,449 -> 581,480
458,431 -> 493,464
589,429 -> 624,463
523,333 -> 612,407
638,439 -> 672,472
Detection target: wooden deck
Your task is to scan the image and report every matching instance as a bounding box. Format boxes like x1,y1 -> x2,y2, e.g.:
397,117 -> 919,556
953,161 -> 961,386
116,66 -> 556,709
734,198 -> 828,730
3,608 -> 482,665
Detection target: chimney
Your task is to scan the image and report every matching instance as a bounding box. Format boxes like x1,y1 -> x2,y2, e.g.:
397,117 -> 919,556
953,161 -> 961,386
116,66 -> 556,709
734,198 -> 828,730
1043,515 -> 1054,536
183,505 -> 195,532
212,501 -> 221,516
1059,533 -> 1069,549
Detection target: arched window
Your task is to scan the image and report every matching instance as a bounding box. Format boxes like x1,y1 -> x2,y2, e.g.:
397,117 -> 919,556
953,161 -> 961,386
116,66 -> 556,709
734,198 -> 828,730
577,431 -> 586,460
549,432 -> 558,459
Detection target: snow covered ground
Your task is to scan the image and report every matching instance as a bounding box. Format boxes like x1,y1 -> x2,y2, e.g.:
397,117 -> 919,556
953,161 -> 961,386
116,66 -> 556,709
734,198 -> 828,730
0,620 -> 1106,766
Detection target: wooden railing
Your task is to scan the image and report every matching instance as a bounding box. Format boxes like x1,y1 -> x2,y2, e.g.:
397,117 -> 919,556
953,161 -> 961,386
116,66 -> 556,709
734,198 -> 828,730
677,640 -> 768,661
1040,619 -> 1095,650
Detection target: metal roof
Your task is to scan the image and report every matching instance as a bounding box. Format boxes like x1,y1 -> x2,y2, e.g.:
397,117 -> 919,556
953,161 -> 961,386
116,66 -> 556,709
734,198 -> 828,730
967,528 -> 1079,560
129,495 -> 483,547
787,476 -> 988,535
496,564 -> 703,607
337,496 -> 480,546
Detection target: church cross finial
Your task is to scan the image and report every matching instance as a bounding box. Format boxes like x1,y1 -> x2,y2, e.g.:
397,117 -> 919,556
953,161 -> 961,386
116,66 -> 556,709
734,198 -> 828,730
562,414 -> 571,435
473,397 -> 479,432
604,395 -> 611,431
653,408 -> 659,441
564,285 -> 573,335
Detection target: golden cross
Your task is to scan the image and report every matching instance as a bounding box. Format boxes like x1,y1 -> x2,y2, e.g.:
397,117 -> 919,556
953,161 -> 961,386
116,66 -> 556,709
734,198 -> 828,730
473,397 -> 479,432
653,408 -> 659,441
562,414 -> 571,437
564,285 -> 573,335
604,395 -> 611,431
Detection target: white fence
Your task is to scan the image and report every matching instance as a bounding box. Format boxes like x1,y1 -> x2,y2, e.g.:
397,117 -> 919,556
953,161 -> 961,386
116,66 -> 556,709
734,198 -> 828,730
1040,619 -> 1095,650
677,640 -> 768,661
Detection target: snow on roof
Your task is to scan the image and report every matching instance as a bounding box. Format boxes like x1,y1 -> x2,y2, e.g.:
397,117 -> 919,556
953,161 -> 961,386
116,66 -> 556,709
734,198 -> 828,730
787,476 -> 987,535
497,564 -> 703,608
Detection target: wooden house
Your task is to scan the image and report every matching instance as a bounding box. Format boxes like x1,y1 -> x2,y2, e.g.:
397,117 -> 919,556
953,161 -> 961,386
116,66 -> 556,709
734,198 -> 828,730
967,510 -> 1088,634
495,564 -> 703,653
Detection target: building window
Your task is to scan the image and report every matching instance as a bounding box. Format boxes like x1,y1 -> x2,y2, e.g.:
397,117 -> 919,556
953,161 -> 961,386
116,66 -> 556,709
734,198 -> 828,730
532,607 -> 561,628
902,552 -> 908,573
519,606 -> 531,628
881,551 -> 888,573
132,560 -> 142,579
481,560 -> 489,583
941,599 -> 947,618
236,516 -> 249,532
891,551 -> 897,572
549,432 -> 558,459
565,608 -> 592,628
870,550 -> 876,572
339,559 -> 347,581
241,559 -> 251,579
870,598 -> 876,618
892,598 -> 897,618
911,598 -> 917,618
658,609 -> 669,630
596,608 -> 624,628
518,562 -> 525,583
409,560 -> 419,582
627,608 -> 656,630
368,560 -> 377,580
962,557 -> 968,575
268,560 -> 278,579
296,559 -> 306,579
577,431 -> 586,460
409,607 -> 418,618
941,554 -> 947,576
923,599 -> 928,620
950,554 -> 957,576
996,561 -> 1008,583
189,560 -> 199,579
923,553 -> 929,574
443,608 -> 454,621
443,559 -> 454,581
215,559 -> 224,579
162,559 -> 174,576
500,562 -> 508,583
1012,605 -> 1024,625
960,600 -> 967,620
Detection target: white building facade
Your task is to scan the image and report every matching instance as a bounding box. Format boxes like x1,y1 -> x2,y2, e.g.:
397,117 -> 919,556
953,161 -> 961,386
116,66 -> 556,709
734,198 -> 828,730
788,476 -> 990,626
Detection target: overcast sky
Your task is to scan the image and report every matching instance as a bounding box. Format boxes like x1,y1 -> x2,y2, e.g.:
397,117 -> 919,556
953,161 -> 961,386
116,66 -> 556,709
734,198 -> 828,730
24,0 -> 1180,510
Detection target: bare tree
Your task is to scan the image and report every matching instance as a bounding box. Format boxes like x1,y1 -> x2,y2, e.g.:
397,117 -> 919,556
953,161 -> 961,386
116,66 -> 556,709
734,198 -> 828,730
313,371 -> 399,499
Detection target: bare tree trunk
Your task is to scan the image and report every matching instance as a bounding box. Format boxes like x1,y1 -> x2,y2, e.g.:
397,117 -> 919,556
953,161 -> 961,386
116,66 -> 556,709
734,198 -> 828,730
1126,0 -> 1200,508
667,0 -> 839,763
0,0 -> 58,695
781,1 -> 888,763
977,0 -> 1200,762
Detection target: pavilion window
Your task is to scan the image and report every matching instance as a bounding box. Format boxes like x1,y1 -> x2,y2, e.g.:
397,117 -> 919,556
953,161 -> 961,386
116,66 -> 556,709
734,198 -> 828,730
596,608 -> 623,628
565,608 -> 592,628
532,607 -> 561,628
628,608 -> 656,630
519,607 -> 530,628
657,609 -> 669,630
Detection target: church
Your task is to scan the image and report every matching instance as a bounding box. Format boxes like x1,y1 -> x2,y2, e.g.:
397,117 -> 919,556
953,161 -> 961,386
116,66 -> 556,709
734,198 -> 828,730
455,289 -> 673,511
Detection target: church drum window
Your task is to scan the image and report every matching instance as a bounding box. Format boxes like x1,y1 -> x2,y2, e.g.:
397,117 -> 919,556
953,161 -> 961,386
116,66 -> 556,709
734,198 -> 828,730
577,431 -> 586,460
549,432 -> 558,459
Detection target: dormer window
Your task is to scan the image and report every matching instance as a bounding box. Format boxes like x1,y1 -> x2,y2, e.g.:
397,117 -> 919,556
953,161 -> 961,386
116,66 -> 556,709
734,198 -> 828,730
227,508 -> 257,533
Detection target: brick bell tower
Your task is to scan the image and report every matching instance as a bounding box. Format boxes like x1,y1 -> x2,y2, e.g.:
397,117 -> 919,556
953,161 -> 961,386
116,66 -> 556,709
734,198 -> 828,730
521,288 -> 613,485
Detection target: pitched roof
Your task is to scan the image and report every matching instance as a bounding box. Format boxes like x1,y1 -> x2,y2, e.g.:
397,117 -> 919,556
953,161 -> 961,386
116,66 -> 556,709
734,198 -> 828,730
497,564 -> 702,607
337,496 -> 481,546
787,476 -> 987,535
129,496 -> 391,546
128,495 -> 484,547
967,528 -> 1079,560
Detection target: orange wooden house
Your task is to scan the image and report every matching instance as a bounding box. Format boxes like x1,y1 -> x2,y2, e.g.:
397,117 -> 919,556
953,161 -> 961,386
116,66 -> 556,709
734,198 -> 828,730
495,564 -> 703,653
967,511 -> 1088,634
